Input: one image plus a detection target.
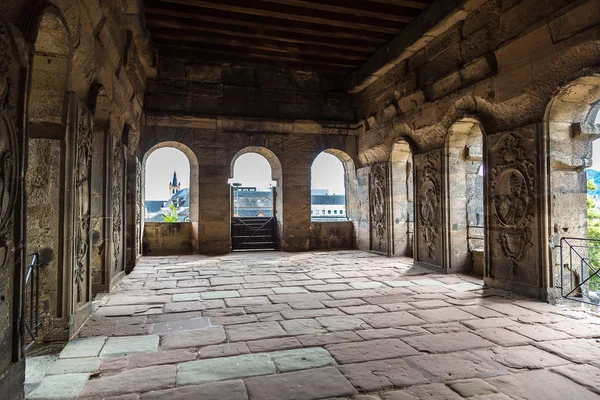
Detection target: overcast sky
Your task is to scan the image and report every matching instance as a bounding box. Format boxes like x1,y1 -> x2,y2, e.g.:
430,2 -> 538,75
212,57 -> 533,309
145,148 -> 190,200
145,149 -> 346,200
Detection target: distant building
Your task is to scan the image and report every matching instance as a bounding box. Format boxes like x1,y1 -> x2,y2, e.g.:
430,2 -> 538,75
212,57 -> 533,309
311,189 -> 346,218
145,171 -> 190,222
233,186 -> 273,217
169,171 -> 181,197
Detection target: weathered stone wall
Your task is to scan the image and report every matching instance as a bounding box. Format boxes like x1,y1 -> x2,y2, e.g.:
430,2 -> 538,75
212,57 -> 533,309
0,9 -> 151,396
146,61 -> 355,122
310,221 -> 354,250
143,222 -> 195,256
141,123 -> 359,254
353,0 -> 600,298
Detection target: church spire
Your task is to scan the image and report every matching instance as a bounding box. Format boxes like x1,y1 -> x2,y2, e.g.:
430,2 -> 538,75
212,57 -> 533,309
169,170 -> 181,197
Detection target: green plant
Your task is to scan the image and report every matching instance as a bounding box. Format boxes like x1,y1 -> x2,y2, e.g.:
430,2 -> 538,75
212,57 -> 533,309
587,179 -> 600,289
163,204 -> 178,223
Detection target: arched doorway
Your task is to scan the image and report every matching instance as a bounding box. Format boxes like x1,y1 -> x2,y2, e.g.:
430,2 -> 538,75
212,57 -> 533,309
445,118 -> 485,275
390,139 -> 414,258
230,147 -> 282,251
142,142 -> 199,255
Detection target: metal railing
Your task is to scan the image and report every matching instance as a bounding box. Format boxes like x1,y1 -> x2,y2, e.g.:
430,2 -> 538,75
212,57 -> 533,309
559,237 -> 600,305
24,252 -> 44,350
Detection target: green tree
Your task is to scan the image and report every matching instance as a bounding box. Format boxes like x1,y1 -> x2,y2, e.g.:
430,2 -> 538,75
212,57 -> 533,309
587,179 -> 600,288
163,204 -> 179,222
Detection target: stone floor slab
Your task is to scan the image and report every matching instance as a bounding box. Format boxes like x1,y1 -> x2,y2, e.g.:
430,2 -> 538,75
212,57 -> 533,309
487,370 -> 599,400
403,332 -> 494,353
59,336 -> 107,359
339,359 -> 429,392
100,335 -> 160,358
473,328 -> 532,347
270,347 -> 337,372
139,380 -> 248,400
407,351 -> 501,381
475,345 -> 571,370
201,290 -> 240,299
552,363 -> 600,394
177,354 -> 276,386
28,373 -> 89,400
535,338 -> 600,363
78,365 -> 177,398
226,322 -> 288,341
326,338 -> 418,364
160,326 -> 226,350
151,317 -> 211,334
245,367 -> 356,400
46,358 -> 101,375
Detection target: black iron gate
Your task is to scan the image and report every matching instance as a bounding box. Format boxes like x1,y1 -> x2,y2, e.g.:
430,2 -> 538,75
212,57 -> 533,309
558,237 -> 600,304
231,217 -> 277,250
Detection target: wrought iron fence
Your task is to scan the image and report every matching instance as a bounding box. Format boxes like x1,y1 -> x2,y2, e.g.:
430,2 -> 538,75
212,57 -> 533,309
231,217 -> 277,250
24,252 -> 44,350
558,237 -> 600,305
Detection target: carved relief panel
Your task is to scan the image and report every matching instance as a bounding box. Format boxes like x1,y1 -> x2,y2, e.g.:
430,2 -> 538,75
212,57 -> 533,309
486,128 -> 539,286
414,149 -> 443,268
369,163 -> 390,255
112,137 -> 125,274
0,15 -> 28,390
73,102 -> 93,307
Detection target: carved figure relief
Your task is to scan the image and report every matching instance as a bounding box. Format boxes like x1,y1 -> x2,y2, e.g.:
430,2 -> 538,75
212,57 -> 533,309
0,29 -> 18,271
417,152 -> 440,260
490,133 -> 534,276
370,163 -> 389,254
112,138 -> 123,271
74,103 -> 92,303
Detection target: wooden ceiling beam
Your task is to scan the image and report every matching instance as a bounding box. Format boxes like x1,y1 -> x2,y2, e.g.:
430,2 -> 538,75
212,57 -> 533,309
259,0 -> 415,23
145,7 -> 392,42
157,43 -> 360,68
146,19 -> 381,53
365,0 -> 430,9
152,32 -> 370,61
154,0 -> 402,33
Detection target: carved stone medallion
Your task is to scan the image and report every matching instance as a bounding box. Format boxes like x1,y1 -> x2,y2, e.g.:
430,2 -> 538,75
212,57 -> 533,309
112,138 -> 123,271
490,133 -> 534,275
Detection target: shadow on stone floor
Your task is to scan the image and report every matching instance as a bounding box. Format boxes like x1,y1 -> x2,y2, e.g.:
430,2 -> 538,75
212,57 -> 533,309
25,251 -> 600,400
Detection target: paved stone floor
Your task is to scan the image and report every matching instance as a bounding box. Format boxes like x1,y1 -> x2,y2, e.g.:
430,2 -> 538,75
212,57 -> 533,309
25,251 -> 600,399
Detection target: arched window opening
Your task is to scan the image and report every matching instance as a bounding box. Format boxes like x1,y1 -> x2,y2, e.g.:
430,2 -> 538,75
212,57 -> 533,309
144,147 -> 191,223
390,140 -> 414,258
230,153 -> 277,218
229,148 -> 282,251
446,119 -> 485,275
546,77 -> 600,304
311,152 -> 347,220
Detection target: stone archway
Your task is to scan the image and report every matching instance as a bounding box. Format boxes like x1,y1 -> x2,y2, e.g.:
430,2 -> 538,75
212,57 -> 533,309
390,139 -> 414,257
544,75 -> 600,302
142,141 -> 200,254
444,118 -> 485,275
230,146 -> 283,250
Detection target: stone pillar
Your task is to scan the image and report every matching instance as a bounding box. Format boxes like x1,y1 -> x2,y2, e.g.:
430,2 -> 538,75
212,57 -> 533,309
485,125 -> 543,298
391,155 -> 413,257
90,118 -> 108,295
281,164 -> 311,251
125,156 -> 141,273
356,166 -> 371,251
414,149 -> 444,270
198,166 -> 231,254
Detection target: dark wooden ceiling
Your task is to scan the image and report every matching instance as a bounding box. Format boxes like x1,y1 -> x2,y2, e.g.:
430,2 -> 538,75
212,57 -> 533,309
143,0 -> 434,74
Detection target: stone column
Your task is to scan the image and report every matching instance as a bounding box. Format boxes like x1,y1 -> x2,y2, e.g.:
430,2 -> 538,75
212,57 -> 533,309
198,166 -> 231,254
356,166 -> 371,251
